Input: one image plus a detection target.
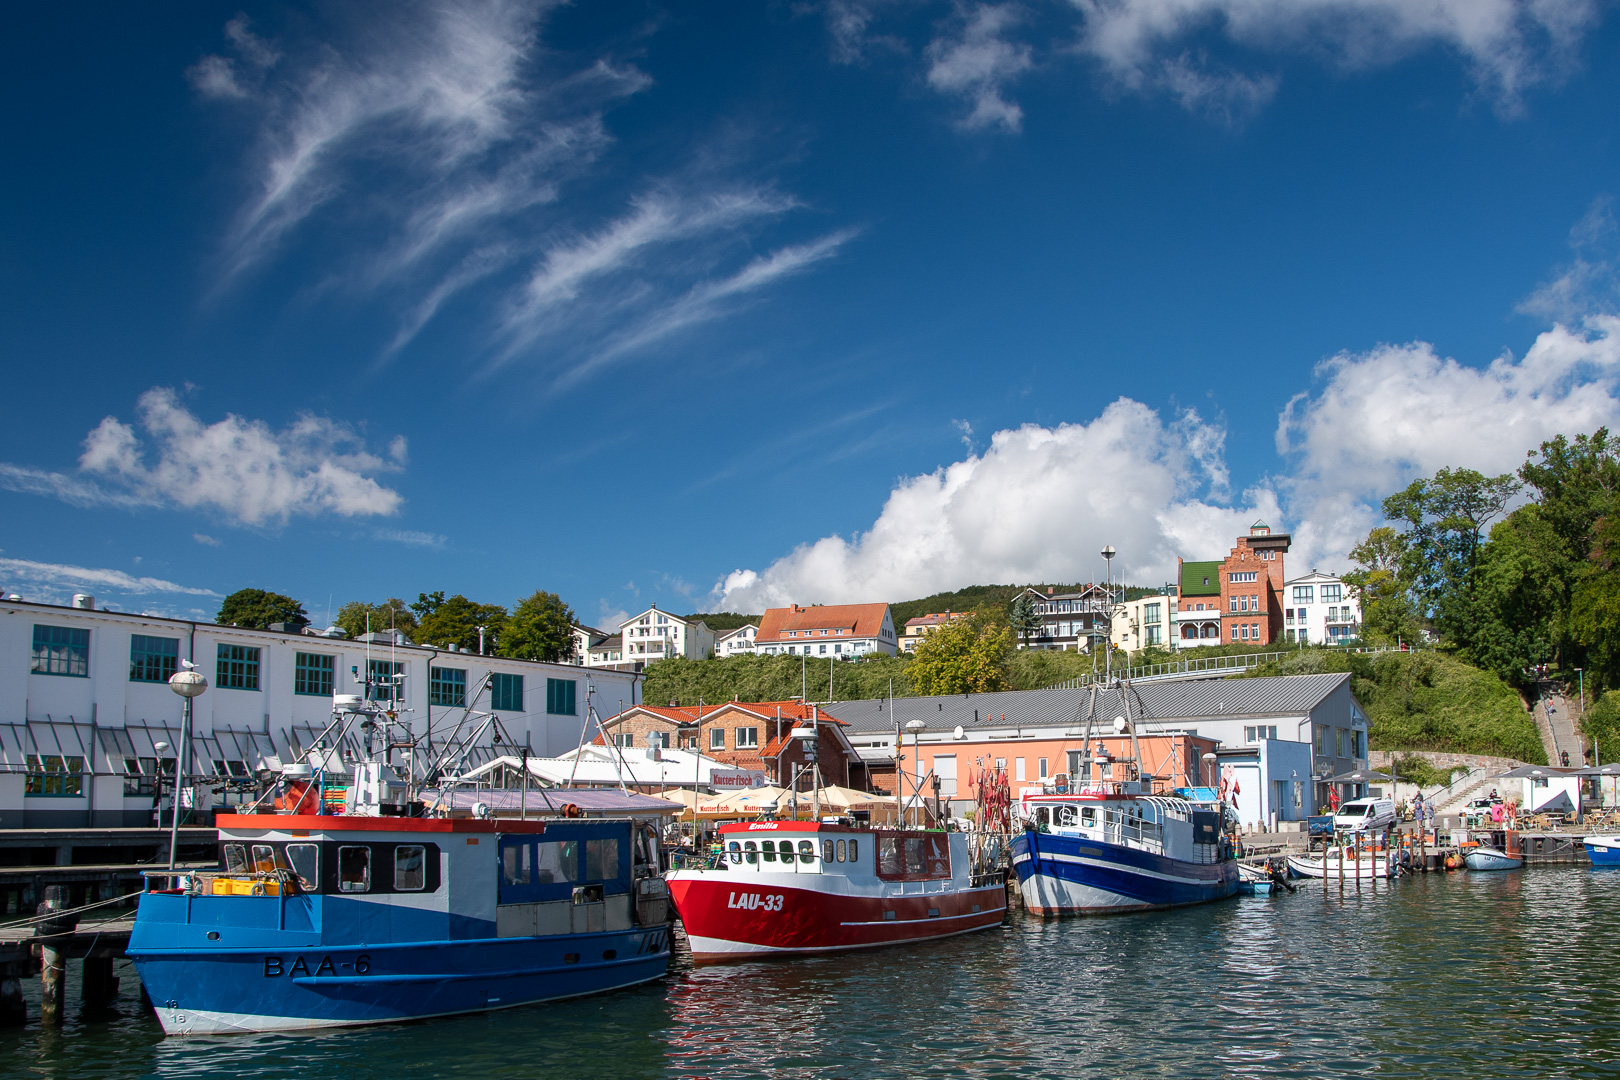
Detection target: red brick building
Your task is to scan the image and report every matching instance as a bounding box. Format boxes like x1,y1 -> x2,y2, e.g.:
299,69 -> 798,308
1217,520 -> 1291,645
598,699 -> 864,788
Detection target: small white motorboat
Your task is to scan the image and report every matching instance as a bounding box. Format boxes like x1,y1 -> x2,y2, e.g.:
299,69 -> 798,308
1287,845 -> 1396,880
1464,844 -> 1524,871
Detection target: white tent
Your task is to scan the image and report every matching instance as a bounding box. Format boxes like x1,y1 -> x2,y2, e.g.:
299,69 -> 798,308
458,746 -> 762,791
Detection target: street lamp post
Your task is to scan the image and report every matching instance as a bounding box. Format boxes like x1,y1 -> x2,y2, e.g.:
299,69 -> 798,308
1201,752 -> 1218,793
166,664 -> 209,870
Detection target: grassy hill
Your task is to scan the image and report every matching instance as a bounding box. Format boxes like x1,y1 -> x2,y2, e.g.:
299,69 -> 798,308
1239,649 -> 1546,763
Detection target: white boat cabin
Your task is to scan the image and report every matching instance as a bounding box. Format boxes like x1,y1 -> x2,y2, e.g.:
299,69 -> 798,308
1022,795 -> 1224,863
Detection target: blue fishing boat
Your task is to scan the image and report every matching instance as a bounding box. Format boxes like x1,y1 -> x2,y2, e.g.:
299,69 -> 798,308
127,694 -> 672,1034
1585,834 -> 1620,867
1008,681 -> 1239,915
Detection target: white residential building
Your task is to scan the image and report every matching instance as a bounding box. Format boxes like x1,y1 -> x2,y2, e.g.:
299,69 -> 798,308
0,597 -> 643,828
716,624 -> 758,657
1111,590 -> 1176,653
756,603 -> 897,657
1283,571 -> 1363,645
617,606 -> 716,664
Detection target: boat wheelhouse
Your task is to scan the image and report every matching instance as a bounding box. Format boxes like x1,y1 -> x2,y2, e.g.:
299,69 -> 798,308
1011,789 -> 1240,914
666,820 -> 1005,962
128,811 -> 672,1034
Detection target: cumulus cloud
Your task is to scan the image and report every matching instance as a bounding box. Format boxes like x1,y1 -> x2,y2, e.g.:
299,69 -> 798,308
374,528 -> 448,549
2,388 -> 406,526
1070,0 -> 1598,117
0,557 -> 219,600
193,533 -> 223,547
717,401 -> 1260,609
1520,196 -> 1620,322
1276,316 -> 1620,567
925,5 -> 1035,131
717,315 -> 1620,609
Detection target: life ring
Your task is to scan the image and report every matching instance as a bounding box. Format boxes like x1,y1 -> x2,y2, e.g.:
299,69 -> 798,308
562,803 -> 582,818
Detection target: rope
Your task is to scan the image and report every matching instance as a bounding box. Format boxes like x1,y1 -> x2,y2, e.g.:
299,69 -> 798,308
0,889 -> 144,931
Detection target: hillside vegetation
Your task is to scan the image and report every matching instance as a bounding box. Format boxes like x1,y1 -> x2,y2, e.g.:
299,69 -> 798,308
1579,690 -> 1620,764
1240,649 -> 1545,763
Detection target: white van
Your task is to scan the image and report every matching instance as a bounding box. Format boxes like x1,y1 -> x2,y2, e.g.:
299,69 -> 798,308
1333,797 -> 1396,832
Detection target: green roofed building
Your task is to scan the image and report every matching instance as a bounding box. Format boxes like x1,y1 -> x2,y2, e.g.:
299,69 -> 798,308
1179,561 -> 1221,596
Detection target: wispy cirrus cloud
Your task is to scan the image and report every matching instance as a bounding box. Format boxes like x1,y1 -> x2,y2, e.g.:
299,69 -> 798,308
0,557 -> 219,599
192,3 -> 851,381
0,388 -> 406,526
374,528 -> 449,550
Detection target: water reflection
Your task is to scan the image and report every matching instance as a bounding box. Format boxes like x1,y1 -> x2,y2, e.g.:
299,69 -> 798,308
4,869 -> 1620,1079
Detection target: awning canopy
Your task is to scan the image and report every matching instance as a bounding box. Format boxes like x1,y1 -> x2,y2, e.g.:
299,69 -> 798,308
1323,769 -> 1396,783
1496,764 -> 1581,779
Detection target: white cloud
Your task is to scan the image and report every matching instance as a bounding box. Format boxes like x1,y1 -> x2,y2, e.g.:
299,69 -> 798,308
193,533 -> 223,547
925,5 -> 1035,131
0,388 -> 406,526
596,604 -> 632,631
717,316 -> 1620,608
374,528 -> 448,549
0,557 -> 219,600
1520,196 -> 1620,322
717,400 -> 1256,609
1276,316 -> 1620,568
1069,0 -> 1598,117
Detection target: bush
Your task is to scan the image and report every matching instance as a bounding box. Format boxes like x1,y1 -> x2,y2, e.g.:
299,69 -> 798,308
1582,689 -> 1620,765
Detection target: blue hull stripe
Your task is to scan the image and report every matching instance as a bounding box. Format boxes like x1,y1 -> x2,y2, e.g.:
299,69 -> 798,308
1011,832 -> 1239,909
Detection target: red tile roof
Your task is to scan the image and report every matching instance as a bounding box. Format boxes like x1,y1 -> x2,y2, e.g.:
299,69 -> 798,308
756,603 -> 891,644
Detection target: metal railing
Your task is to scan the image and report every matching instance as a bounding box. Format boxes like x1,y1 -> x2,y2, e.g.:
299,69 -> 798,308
1042,644 -> 1411,690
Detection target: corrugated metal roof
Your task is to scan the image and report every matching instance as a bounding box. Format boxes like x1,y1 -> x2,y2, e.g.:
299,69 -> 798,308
820,672 -> 1352,735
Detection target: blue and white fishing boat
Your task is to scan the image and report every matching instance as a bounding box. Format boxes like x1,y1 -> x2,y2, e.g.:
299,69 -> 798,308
1008,684 -> 1239,915
1584,834 -> 1620,867
128,694 -> 672,1034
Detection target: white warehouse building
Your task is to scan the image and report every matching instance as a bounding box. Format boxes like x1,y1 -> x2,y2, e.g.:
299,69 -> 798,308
0,597 -> 643,827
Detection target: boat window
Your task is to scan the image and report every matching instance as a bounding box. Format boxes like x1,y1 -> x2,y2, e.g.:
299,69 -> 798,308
250,844 -> 280,874
1081,807 -> 1095,827
285,843 -> 318,891
395,845 -> 426,891
1054,806 -> 1079,828
728,841 -> 742,865
799,840 -> 815,865
1036,807 -> 1050,827
503,842 -> 531,885
761,839 -> 777,863
338,845 -> 371,893
903,837 -> 925,875
743,840 -> 758,865
847,839 -> 858,863
586,838 -> 619,881
823,839 -> 836,863
538,841 -> 579,884
222,843 -> 248,874
836,839 -> 847,862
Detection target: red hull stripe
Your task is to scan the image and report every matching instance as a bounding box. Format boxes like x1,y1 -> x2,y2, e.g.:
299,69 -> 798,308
668,877 -> 1005,958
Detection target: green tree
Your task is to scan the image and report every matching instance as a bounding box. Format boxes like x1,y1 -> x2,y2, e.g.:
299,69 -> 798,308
1343,526 -> 1423,645
334,598 -> 418,640
415,595 -> 508,654
907,612 -> 1012,695
1008,593 -> 1042,647
1382,466 -> 1520,646
500,591 -> 578,663
216,588 -> 309,630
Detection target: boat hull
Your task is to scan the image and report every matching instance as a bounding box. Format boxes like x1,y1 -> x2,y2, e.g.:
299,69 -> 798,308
129,893 -> 671,1034
1286,852 -> 1394,880
1464,846 -> 1524,871
1584,836 -> 1620,867
667,874 -> 1006,962
1009,831 -> 1240,915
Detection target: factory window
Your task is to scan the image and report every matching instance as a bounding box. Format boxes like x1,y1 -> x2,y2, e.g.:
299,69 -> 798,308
491,673 -> 524,712
129,634 -> 179,683
216,644 -> 260,691
546,678 -> 577,716
25,755 -> 84,797
735,727 -> 759,749
430,666 -> 467,707
395,845 -> 426,891
710,728 -> 725,750
31,625 -> 89,677
294,652 -> 335,696
338,846 -> 372,893
367,659 -> 404,701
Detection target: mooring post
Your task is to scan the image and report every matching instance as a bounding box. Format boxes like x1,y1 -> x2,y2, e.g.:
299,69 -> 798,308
0,960 -> 25,1027
82,953 -> 118,1012
36,885 -> 74,1027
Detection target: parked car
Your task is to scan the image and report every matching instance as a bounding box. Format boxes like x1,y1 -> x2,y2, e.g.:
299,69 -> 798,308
1333,797 -> 1396,833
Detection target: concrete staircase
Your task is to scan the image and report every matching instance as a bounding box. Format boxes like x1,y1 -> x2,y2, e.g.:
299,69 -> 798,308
1430,768 -> 1497,815
1535,679 -> 1584,767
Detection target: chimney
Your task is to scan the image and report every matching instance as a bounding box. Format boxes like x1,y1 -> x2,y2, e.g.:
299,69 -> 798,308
1047,587 -> 1054,596
72,593 -> 95,610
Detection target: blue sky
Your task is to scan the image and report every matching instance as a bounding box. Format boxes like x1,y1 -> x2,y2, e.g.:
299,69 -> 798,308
4,1 -> 1620,629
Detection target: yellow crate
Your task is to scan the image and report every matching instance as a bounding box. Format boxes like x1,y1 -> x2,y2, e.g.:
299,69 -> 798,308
209,877 -> 281,897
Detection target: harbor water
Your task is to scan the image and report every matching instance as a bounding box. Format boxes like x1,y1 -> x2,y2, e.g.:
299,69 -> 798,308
8,866 -> 1619,1079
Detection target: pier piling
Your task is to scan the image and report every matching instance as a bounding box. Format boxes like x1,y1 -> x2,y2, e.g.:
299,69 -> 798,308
35,886 -> 75,1027
0,961 -> 23,1026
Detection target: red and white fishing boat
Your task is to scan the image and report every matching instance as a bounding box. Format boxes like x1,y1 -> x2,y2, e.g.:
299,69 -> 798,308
666,820 -> 1006,962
